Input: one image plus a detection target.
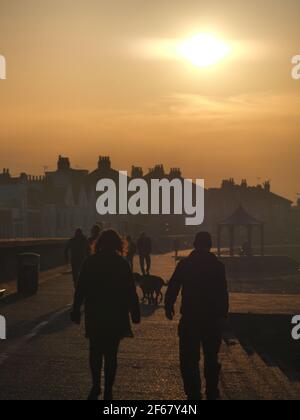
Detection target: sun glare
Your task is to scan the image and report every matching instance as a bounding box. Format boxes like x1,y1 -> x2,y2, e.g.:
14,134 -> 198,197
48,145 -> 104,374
177,33 -> 230,68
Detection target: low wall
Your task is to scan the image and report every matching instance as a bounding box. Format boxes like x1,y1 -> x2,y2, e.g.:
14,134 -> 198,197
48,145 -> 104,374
221,255 -> 300,277
176,254 -> 300,277
0,238 -> 68,286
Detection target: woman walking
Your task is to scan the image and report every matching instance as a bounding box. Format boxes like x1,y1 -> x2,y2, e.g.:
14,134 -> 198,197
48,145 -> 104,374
71,229 -> 141,400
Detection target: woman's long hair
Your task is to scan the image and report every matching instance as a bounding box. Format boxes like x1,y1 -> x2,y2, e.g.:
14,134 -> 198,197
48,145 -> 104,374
94,229 -> 127,256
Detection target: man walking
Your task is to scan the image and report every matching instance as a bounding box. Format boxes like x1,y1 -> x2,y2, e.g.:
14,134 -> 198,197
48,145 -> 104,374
165,232 -> 229,400
137,232 -> 152,275
88,224 -> 103,253
65,228 -> 89,288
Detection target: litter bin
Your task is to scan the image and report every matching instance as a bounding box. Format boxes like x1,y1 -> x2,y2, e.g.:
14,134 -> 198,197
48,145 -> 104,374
17,253 -> 40,295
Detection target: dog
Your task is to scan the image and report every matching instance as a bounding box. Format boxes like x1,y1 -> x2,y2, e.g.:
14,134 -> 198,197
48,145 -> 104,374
133,273 -> 166,305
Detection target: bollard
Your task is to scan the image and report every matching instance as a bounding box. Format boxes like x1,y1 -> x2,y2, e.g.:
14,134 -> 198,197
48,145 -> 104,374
17,253 -> 40,295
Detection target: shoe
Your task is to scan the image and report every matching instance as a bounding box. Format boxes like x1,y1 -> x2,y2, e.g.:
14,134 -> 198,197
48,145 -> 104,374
206,390 -> 221,401
104,390 -> 113,400
187,394 -> 202,401
87,387 -> 100,401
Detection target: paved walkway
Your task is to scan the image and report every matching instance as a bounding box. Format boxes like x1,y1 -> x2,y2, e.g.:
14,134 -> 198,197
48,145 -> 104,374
0,253 -> 300,400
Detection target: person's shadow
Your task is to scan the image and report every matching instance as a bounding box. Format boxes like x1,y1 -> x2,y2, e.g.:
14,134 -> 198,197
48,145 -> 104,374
230,313 -> 300,381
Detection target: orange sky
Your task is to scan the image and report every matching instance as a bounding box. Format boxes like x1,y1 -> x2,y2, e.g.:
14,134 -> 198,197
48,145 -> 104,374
0,0 -> 300,201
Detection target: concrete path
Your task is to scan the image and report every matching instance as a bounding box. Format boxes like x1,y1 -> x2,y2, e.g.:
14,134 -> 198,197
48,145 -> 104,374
0,253 -> 300,400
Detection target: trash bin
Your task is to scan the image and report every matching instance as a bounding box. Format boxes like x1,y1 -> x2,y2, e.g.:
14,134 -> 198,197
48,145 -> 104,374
17,253 -> 40,295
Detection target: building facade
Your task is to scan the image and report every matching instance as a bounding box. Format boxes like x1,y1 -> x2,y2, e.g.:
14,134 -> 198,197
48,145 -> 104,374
0,156 -> 295,246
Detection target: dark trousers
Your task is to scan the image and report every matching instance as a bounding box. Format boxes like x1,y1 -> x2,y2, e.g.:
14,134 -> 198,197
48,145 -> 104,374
89,337 -> 120,399
71,262 -> 82,288
179,324 -> 222,400
139,254 -> 151,275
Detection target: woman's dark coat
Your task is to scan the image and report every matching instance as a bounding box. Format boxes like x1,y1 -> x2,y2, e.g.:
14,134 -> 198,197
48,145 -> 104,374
73,251 -> 140,340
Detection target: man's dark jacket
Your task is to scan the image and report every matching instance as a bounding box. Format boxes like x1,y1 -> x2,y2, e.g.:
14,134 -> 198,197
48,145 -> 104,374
165,250 -> 229,328
73,251 -> 140,340
65,235 -> 89,265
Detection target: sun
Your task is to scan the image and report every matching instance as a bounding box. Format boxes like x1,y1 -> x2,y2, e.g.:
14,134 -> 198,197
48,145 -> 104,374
177,33 -> 230,68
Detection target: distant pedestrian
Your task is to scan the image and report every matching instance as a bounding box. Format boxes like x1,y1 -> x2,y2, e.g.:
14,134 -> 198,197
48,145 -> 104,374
174,237 -> 180,259
65,228 -> 89,288
88,224 -> 102,253
137,232 -> 152,275
71,229 -> 141,401
126,236 -> 136,272
165,232 -> 229,400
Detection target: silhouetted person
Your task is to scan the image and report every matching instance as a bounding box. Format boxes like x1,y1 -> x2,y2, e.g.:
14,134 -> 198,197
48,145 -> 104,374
165,232 -> 229,400
88,224 -> 103,253
126,236 -> 136,272
65,228 -> 89,288
137,232 -> 152,275
71,229 -> 141,401
240,241 -> 252,257
174,237 -> 180,259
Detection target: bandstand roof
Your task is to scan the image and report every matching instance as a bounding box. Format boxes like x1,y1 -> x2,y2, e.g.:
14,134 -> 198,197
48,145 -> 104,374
218,205 -> 264,226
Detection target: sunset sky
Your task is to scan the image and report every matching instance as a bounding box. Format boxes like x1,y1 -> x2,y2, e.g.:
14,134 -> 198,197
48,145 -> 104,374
0,0 -> 300,200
